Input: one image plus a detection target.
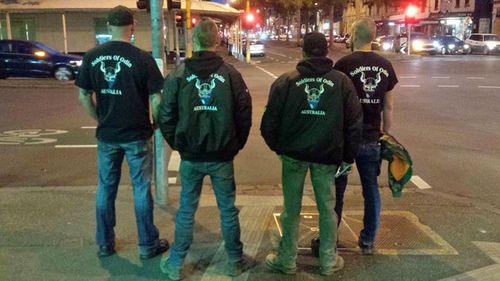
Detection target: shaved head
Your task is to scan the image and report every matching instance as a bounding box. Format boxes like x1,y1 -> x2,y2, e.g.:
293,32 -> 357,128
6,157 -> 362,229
351,17 -> 377,50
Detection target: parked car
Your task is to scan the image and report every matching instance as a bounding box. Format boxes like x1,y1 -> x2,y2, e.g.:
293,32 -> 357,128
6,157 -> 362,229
431,35 -> 471,55
0,40 -> 82,80
242,40 -> 265,57
465,33 -> 500,55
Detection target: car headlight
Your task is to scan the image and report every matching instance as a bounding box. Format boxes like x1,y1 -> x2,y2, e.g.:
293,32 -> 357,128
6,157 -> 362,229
433,41 -> 441,48
382,42 -> 392,51
413,40 -> 424,51
448,44 -> 455,49
486,43 -> 496,50
70,60 -> 82,67
463,44 -> 470,49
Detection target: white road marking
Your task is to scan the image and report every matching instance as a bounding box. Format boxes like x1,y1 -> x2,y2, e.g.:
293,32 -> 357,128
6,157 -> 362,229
438,242 -> 500,281
411,176 -> 432,189
168,151 -> 181,171
399,76 -> 417,79
438,85 -> 459,88
254,65 -> 278,79
168,177 -> 177,184
266,50 -> 288,58
81,126 -> 96,129
432,76 -> 450,79
399,84 -> 421,88
466,77 -> 485,79
55,145 -> 97,148
478,86 -> 500,89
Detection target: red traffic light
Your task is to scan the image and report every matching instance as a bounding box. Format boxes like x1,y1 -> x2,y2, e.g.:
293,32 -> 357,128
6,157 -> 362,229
405,4 -> 419,17
242,12 -> 258,30
245,12 -> 255,23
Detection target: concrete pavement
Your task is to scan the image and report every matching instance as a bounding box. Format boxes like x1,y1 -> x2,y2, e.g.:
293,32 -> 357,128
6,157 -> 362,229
2,182 -> 499,281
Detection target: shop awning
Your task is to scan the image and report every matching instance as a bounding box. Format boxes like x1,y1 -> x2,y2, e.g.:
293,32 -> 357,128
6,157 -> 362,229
389,12 -> 430,21
0,0 -> 242,17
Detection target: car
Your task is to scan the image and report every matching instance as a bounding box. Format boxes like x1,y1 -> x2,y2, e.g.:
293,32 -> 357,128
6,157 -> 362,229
465,33 -> 500,55
372,35 -> 395,51
431,35 -> 471,55
0,40 -> 82,80
399,33 -> 437,55
242,40 -> 265,57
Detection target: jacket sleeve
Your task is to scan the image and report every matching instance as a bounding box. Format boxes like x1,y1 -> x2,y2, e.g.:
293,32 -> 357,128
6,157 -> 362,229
229,68 -> 252,150
260,75 -> 287,152
341,75 -> 363,163
158,70 -> 180,149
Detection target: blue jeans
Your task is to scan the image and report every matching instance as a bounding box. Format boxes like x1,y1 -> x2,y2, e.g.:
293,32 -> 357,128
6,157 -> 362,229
168,160 -> 243,267
96,139 -> 160,255
335,142 -> 381,245
279,155 -> 338,268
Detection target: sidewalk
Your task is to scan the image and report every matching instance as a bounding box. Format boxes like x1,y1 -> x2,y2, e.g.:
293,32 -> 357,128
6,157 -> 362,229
0,183 -> 475,281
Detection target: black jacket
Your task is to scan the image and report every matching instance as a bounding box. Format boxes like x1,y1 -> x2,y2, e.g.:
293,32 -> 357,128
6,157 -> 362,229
158,51 -> 252,161
260,56 -> 363,165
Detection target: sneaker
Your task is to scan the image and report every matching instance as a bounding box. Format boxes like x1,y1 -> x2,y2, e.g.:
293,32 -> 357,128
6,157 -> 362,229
265,253 -> 296,275
97,245 -> 116,258
140,239 -> 169,260
319,255 -> 344,276
160,256 -> 182,281
358,239 -> 374,255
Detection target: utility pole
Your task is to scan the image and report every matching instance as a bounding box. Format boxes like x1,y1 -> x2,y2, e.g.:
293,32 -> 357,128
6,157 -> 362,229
150,0 -> 167,206
186,0 -> 192,58
245,0 -> 251,63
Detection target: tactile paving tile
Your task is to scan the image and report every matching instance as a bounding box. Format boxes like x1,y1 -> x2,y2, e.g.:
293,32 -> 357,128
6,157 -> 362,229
272,206 -> 458,255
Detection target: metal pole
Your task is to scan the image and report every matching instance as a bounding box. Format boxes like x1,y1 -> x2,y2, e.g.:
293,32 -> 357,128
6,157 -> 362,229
62,13 -> 68,54
245,0 -> 251,63
186,0 -> 192,58
6,12 -> 12,40
150,0 -> 167,206
174,13 -> 181,65
407,24 -> 411,55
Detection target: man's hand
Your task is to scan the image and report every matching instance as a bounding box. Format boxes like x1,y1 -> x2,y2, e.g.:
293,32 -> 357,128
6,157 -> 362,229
335,162 -> 352,178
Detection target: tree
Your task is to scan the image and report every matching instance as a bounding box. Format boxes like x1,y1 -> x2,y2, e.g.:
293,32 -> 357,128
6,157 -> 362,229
316,0 -> 347,47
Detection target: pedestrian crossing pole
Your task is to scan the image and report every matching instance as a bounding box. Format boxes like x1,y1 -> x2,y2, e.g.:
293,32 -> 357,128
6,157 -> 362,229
150,0 -> 167,206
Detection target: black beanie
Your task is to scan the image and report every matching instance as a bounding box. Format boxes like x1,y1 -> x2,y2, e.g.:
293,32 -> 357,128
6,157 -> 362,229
302,32 -> 328,57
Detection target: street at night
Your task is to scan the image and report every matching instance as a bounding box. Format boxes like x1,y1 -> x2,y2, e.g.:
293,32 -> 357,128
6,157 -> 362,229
2,39 -> 500,280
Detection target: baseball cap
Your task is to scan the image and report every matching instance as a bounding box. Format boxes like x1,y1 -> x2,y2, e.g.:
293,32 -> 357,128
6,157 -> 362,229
302,32 -> 328,57
107,5 -> 134,26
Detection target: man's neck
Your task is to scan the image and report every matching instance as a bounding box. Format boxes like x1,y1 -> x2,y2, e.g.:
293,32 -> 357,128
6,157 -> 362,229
353,43 -> 372,52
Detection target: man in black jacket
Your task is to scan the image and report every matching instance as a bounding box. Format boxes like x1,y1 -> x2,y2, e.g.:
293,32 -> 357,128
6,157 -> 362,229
158,18 -> 252,280
261,32 -> 362,276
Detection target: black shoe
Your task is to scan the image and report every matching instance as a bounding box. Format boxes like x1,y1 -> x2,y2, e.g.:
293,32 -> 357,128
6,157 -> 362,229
358,239 -> 374,255
140,239 -> 169,260
98,245 -> 116,258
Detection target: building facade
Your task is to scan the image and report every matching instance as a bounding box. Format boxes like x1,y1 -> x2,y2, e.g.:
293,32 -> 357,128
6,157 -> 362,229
494,0 -> 500,35
342,0 -> 498,40
0,0 -> 240,54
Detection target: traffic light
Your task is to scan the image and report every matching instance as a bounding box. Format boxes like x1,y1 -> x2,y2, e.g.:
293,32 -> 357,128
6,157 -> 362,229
175,13 -> 183,28
136,0 -> 150,12
242,12 -> 256,30
405,3 -> 419,24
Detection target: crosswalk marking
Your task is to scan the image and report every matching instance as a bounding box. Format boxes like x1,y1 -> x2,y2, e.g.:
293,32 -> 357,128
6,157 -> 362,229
411,176 -> 432,189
